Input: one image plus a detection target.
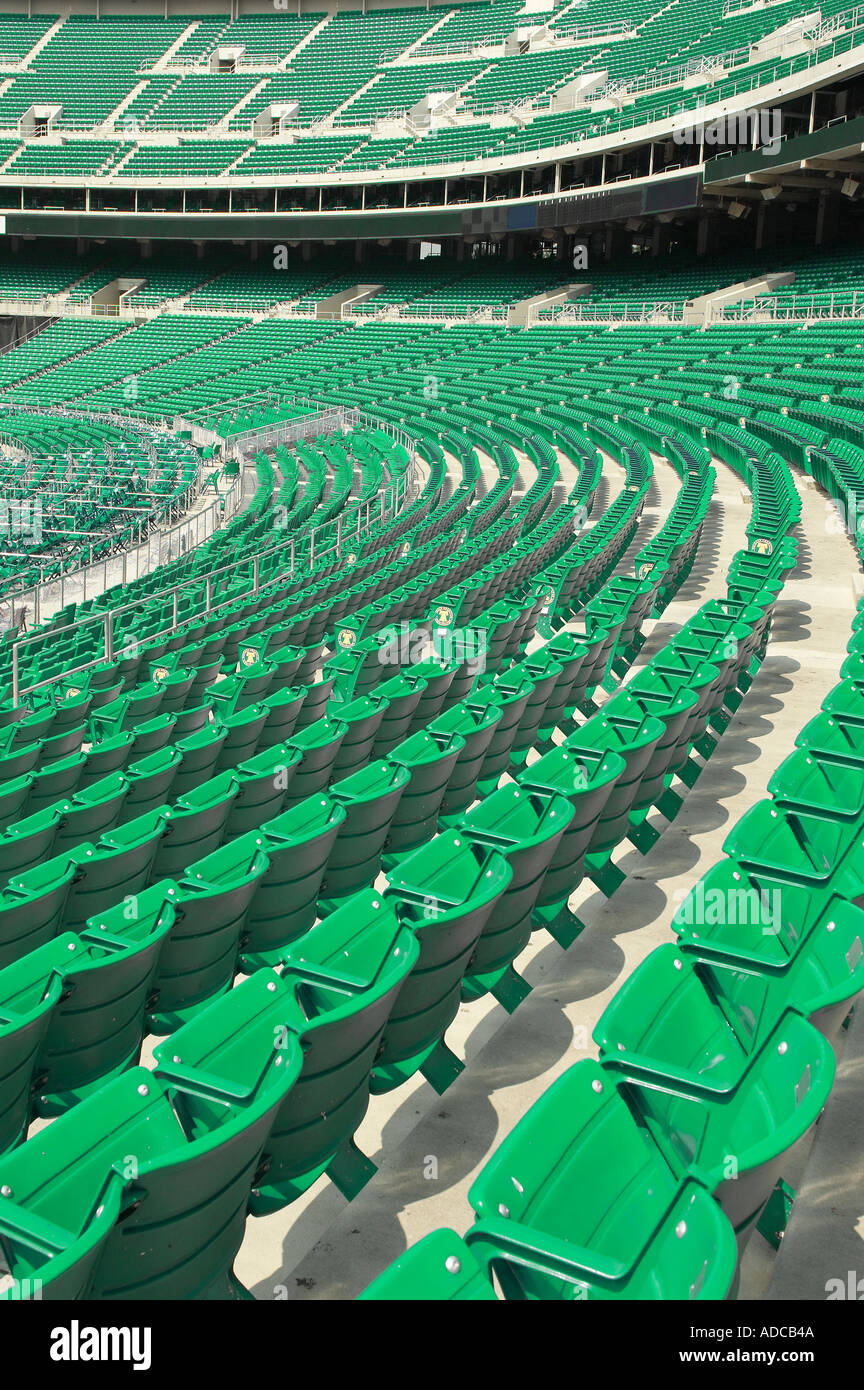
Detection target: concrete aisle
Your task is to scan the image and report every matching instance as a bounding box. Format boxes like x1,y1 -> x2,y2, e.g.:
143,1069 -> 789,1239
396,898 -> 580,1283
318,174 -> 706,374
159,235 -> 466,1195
763,1004 -> 864,1301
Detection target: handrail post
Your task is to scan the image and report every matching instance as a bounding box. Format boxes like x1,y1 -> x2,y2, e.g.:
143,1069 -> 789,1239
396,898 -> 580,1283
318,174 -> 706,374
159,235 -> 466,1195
104,611 -> 113,663
11,641 -> 18,707
172,589 -> 178,629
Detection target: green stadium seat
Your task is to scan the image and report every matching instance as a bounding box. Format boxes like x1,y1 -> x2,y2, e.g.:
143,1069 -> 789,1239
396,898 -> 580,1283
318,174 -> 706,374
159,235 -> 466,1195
148,836 -> 268,1032
248,895 -> 420,1214
62,810 -> 169,933
0,938 -> 66,1153
120,748 -> 182,821
521,744 -> 625,946
594,945 -> 836,1238
150,771 -> 240,881
458,784 -> 575,1010
320,760 -> 411,914
173,723 -> 229,798
458,1059 -> 738,1300
430,694 -> 503,821
34,885 -> 176,1115
359,1229 -> 498,1301
327,694 -> 389,782
282,717 -> 347,807
384,726 -> 466,860
672,857 -> 864,1040
371,832 -> 511,1094
0,808 -> 63,885
223,742 -> 300,840
53,773 -> 129,856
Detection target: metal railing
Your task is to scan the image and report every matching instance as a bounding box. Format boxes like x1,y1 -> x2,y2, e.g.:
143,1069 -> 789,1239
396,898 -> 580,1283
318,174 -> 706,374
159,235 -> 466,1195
530,299 -> 687,325
0,471 -> 243,636
380,37 -> 507,61
221,404 -> 345,454
148,52 -> 282,72
804,2 -> 863,38
723,0 -> 788,14
345,298 -> 509,323
0,296 -> 174,321
0,429 -> 32,463
523,290 -> 864,327
595,50 -> 740,102
9,436 -> 422,704
194,396 -> 419,464
0,399 -> 207,610
558,21 -> 633,39
712,291 -> 864,321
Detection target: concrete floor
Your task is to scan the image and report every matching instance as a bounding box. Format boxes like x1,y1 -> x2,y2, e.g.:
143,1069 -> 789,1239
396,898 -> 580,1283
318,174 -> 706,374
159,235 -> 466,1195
233,445 -> 863,1301
764,1003 -> 864,1300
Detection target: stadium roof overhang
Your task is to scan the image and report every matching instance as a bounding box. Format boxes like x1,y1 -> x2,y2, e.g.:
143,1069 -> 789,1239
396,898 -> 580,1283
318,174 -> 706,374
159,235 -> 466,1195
703,112 -> 864,200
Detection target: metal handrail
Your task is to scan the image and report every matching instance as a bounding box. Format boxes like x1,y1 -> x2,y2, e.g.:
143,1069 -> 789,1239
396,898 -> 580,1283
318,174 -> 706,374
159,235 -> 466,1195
346,298 -> 509,323
180,394 -> 418,463
4,392 -> 421,688
712,290 -> 864,322
531,298 -> 687,325
10,448 -> 420,703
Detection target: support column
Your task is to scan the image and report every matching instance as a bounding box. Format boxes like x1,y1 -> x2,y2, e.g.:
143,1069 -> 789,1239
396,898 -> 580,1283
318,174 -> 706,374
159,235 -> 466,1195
815,190 -> 828,246
696,214 -> 709,256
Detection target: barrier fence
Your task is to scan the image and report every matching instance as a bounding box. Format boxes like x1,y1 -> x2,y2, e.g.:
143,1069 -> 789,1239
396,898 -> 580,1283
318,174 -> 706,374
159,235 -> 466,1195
2,399 -> 423,701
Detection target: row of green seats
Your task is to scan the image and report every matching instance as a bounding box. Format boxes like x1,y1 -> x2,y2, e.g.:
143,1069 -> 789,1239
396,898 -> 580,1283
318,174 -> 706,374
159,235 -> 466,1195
0,402 -> 758,1157
0,403 -> 805,1301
